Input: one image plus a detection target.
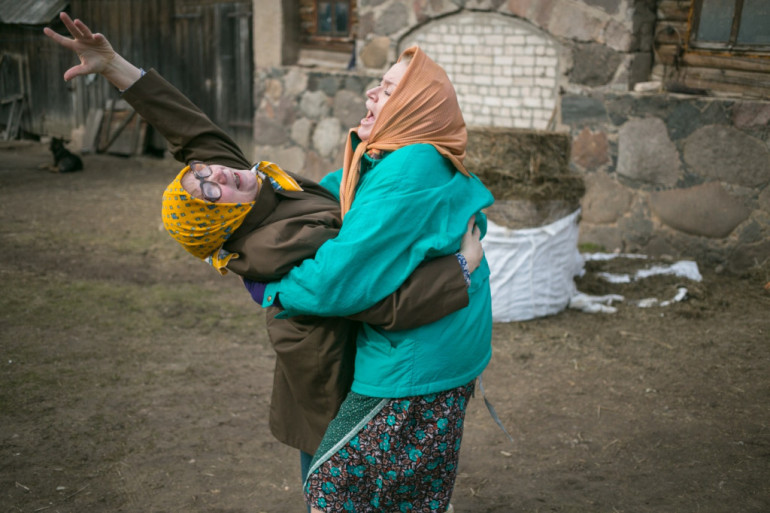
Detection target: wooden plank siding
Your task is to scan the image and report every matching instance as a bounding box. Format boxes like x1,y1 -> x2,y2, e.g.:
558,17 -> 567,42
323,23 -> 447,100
652,0 -> 770,99
1,0 -> 253,152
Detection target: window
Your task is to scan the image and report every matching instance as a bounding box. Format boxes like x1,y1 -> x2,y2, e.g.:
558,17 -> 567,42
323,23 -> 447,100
299,0 -> 356,52
317,1 -> 350,37
690,0 -> 770,52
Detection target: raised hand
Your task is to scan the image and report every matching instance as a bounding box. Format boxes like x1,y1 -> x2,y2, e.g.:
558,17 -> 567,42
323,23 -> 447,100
44,12 -> 117,80
44,12 -> 141,90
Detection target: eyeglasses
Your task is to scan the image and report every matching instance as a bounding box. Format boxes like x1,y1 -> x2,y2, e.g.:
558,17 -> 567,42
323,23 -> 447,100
189,161 -> 221,202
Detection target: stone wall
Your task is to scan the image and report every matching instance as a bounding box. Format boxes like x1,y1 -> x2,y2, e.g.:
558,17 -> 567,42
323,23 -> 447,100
566,93 -> 770,272
252,67 -> 369,183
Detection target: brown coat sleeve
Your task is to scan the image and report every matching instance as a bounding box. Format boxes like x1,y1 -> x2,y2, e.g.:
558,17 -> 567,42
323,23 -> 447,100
121,69 -> 250,169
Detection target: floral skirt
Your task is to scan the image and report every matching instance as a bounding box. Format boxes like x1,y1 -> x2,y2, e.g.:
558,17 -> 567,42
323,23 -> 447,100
304,381 -> 475,512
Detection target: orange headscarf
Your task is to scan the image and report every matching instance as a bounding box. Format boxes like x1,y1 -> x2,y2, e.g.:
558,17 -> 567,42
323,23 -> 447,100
339,46 -> 470,217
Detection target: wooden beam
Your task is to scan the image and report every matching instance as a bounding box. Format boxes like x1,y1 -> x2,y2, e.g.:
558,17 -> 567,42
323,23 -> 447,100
656,44 -> 770,73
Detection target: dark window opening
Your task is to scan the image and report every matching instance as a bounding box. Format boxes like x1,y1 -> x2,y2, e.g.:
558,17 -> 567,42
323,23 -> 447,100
300,0 -> 356,52
690,0 -> 770,52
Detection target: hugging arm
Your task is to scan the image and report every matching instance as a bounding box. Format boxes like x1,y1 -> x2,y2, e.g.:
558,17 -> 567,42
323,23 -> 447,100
345,218 -> 482,331
245,218 -> 483,331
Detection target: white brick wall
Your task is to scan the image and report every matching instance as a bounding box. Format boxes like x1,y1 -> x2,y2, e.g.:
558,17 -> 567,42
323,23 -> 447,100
401,12 -> 559,130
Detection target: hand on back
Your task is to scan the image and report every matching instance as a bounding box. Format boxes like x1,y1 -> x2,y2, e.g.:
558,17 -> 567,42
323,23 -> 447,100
460,217 -> 483,273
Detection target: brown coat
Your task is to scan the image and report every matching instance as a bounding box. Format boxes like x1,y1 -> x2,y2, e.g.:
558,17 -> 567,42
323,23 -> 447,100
123,70 -> 469,454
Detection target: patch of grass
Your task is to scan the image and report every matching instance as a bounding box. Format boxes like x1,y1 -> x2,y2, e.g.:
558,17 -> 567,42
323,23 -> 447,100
579,242 -> 606,253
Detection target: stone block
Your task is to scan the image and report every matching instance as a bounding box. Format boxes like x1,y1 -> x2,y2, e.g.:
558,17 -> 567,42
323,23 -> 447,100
290,118 -> 313,148
649,182 -> 751,238
312,118 -> 343,159
601,19 -> 633,52
257,145 -> 307,175
375,2 -> 409,35
264,78 -> 283,103
299,90 -> 331,120
317,75 -> 342,97
506,0 -> 533,18
254,115 -> 289,146
570,42 -> 622,87
283,68 -> 309,98
667,102 -> 705,141
531,0 -> 557,28
547,2 -> 605,42
617,118 -> 682,186
333,90 -> 367,131
581,172 -> 633,224
572,127 -> 610,170
617,201 -> 653,247
683,125 -> 770,188
360,36 -> 391,69
272,96 -> 297,126
617,118 -> 682,187
667,101 -> 732,141
561,95 -> 608,125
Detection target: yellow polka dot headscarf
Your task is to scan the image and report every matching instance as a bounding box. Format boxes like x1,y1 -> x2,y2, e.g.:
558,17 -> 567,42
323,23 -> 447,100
161,165 -> 254,274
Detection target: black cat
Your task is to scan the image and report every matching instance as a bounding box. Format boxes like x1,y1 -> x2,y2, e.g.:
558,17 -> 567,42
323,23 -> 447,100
49,137 -> 83,173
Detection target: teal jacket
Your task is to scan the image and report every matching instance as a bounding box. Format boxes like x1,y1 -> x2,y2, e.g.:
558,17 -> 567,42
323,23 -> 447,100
264,143 -> 494,398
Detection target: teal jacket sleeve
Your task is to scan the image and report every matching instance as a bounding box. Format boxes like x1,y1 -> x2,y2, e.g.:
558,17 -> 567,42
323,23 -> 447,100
319,169 -> 343,199
263,144 -> 493,317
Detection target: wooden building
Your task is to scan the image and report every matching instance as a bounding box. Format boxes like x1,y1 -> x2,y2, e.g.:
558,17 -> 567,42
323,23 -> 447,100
653,0 -> 770,98
0,0 -> 254,152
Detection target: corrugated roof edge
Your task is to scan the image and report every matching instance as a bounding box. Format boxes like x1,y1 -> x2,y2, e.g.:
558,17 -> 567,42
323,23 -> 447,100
0,0 -> 69,25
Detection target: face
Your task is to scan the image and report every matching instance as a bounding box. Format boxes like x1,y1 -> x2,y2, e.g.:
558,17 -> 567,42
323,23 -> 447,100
181,163 -> 259,204
357,60 -> 409,142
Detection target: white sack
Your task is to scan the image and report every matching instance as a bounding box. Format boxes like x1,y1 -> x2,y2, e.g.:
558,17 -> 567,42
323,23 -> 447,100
483,209 -> 583,322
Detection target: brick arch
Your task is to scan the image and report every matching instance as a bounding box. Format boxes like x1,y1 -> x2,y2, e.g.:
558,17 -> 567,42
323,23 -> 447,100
399,12 -> 560,130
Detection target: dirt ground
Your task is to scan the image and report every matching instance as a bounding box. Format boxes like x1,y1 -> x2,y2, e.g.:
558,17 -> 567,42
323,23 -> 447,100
1,140 -> 768,513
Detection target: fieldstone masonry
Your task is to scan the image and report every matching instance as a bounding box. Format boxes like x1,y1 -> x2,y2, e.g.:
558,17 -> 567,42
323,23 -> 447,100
568,92 -> 770,272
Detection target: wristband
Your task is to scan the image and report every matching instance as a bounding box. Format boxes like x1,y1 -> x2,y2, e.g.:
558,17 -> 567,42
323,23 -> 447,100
455,253 -> 471,288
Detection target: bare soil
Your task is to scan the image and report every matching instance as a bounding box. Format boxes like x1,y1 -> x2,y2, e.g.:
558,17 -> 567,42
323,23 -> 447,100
2,141 -> 769,513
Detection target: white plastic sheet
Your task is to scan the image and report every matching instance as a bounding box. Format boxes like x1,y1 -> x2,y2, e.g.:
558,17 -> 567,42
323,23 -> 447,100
483,209 -> 583,322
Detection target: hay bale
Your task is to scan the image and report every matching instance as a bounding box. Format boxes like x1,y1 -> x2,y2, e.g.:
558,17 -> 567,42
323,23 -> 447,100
466,127 -> 585,227
466,127 -> 571,180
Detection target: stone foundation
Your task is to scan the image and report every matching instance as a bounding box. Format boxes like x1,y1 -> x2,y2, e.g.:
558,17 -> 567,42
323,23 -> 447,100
566,93 -> 770,272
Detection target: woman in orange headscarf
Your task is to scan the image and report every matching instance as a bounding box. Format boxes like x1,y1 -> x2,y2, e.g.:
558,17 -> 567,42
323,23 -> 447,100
260,48 -> 495,513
